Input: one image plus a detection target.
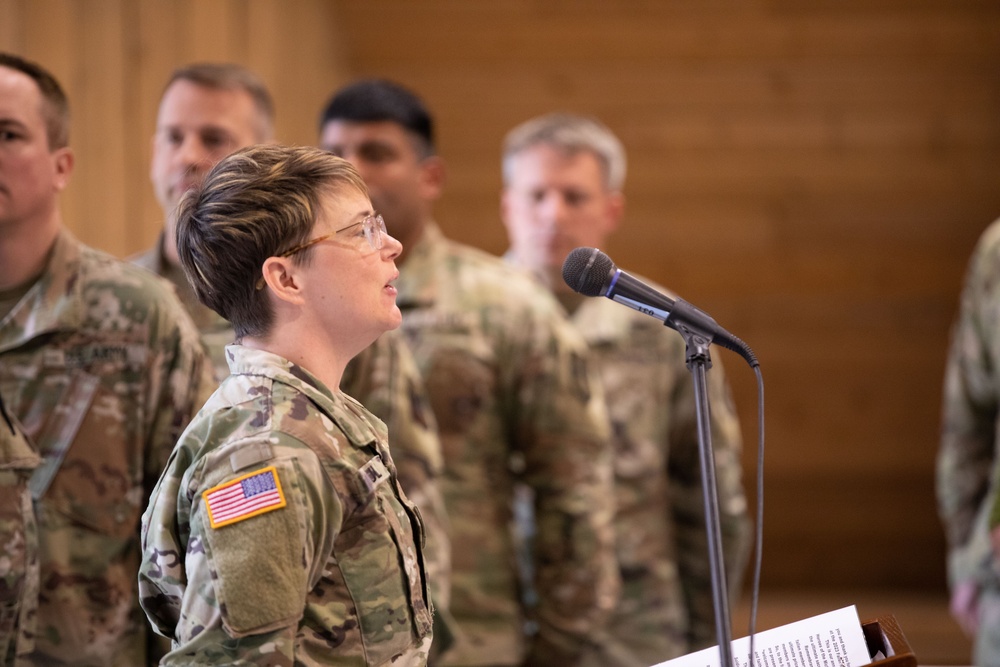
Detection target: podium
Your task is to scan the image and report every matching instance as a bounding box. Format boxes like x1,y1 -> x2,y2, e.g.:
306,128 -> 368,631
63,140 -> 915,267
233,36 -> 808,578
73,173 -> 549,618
860,616 -> 917,667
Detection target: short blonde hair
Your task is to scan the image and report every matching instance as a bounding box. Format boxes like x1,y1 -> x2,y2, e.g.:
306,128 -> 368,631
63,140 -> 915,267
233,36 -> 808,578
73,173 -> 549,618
176,144 -> 368,339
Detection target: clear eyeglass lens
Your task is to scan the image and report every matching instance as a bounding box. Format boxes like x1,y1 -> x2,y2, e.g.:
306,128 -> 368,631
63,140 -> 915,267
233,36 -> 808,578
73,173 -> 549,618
365,215 -> 386,250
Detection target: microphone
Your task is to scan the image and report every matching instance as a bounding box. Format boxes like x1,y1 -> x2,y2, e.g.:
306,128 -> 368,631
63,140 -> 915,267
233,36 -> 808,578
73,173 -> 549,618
562,247 -> 758,367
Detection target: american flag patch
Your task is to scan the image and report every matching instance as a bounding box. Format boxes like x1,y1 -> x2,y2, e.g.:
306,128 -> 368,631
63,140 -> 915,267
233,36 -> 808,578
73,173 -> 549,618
203,466 -> 287,529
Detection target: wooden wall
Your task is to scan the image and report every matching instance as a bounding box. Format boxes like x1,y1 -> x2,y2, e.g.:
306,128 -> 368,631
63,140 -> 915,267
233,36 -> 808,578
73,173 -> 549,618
0,0 -> 351,256
4,0 -> 1000,595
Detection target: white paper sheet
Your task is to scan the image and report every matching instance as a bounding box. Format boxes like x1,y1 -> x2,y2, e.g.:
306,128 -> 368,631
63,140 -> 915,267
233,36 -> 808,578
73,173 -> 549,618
651,605 -> 871,667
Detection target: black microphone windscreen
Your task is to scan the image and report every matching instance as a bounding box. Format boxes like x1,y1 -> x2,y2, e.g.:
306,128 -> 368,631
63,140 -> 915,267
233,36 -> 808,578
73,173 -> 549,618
562,247 -> 615,297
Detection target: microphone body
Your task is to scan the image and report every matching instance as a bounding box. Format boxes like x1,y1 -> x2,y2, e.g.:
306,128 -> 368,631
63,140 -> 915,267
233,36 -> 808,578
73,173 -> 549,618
562,247 -> 758,367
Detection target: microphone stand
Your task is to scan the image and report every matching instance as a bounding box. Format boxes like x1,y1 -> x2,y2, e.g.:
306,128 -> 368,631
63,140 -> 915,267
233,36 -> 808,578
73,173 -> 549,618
675,321 -> 734,667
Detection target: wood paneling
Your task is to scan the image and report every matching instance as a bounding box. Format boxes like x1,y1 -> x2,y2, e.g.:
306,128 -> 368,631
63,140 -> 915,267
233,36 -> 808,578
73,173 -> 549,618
3,0 -> 1000,595
0,0 -> 351,256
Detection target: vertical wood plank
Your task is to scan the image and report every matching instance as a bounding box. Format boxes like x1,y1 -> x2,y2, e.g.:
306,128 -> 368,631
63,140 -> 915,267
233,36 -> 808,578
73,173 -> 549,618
66,0 -> 128,255
247,0 -> 352,146
134,0 -> 188,253
0,0 -> 25,53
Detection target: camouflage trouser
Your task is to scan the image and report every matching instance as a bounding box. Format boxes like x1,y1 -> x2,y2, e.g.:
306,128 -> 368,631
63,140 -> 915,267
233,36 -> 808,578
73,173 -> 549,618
0,469 -> 37,660
977,587 -> 1000,667
0,404 -> 40,663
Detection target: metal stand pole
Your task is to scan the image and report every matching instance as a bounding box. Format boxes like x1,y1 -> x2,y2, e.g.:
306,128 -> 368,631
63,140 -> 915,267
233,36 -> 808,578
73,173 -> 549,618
681,330 -> 734,667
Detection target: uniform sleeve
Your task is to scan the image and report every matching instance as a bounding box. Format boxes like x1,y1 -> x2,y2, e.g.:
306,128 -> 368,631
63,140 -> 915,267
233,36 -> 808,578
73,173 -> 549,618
938,227 -> 1000,588
138,444 -> 190,642
142,295 -> 214,494
510,309 -> 619,665
666,353 -> 752,649
342,330 -> 452,614
157,441 -> 340,665
138,292 -> 214,662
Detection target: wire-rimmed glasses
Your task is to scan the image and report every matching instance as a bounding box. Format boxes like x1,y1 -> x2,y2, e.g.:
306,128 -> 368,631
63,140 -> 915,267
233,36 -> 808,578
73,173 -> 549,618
255,213 -> 387,290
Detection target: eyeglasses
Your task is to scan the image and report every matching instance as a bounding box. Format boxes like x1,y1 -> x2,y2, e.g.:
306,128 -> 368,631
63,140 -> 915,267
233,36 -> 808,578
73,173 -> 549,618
255,213 -> 387,290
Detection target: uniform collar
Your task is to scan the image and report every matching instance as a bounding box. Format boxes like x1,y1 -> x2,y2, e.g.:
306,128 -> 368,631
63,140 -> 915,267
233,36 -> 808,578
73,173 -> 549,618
223,344 -> 382,446
395,221 -> 445,309
129,233 -> 168,274
0,228 -> 85,351
568,295 -> 635,345
501,248 -> 633,345
134,233 -> 229,335
224,344 -> 339,405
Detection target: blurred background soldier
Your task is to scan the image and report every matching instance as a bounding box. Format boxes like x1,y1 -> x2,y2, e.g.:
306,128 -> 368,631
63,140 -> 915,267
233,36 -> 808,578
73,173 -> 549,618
0,52 -> 211,665
501,112 -> 751,665
939,216 -> 1000,664
319,80 -> 619,667
0,390 -> 40,662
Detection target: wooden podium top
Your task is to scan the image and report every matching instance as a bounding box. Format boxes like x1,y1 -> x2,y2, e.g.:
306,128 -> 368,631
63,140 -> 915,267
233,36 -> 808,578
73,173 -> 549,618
861,616 -> 917,667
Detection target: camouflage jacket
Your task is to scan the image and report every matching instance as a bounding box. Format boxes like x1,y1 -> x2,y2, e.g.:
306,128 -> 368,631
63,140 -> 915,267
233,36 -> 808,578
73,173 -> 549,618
0,391 -> 41,664
565,287 -> 751,664
132,239 -> 451,614
939,217 -> 1000,589
138,345 -> 433,665
0,229 -> 211,666
397,224 -> 618,666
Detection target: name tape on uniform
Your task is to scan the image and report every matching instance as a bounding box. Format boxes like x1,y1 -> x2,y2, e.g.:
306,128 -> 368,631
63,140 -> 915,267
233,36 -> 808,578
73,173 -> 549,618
203,466 -> 287,529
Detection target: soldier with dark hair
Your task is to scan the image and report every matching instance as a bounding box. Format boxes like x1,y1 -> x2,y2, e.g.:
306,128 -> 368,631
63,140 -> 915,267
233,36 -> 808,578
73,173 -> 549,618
319,80 -> 619,667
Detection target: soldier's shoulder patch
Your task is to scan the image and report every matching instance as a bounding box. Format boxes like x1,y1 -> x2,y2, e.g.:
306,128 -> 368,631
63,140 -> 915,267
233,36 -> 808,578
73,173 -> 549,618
203,466 -> 287,529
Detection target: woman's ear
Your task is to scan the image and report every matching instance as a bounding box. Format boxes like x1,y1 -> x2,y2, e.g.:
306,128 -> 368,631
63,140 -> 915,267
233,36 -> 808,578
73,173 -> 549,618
260,256 -> 306,304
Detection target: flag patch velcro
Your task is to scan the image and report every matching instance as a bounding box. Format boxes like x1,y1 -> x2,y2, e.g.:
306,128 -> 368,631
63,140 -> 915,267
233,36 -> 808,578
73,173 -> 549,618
203,466 -> 287,529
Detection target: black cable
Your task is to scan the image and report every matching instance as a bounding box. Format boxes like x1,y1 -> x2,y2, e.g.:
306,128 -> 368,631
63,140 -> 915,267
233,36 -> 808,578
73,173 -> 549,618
747,365 -> 765,667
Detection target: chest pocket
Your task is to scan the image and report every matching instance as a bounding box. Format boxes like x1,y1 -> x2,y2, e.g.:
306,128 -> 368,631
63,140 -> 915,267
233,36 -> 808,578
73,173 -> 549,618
404,317 -> 497,465
335,450 -> 431,663
16,355 -> 147,539
0,411 -> 41,660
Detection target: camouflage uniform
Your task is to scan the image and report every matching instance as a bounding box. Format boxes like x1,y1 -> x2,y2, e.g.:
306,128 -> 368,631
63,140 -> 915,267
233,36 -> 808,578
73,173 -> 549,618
563,284 -> 751,665
0,229 -> 211,666
939,217 -> 1000,664
138,344 -> 434,665
396,223 -> 618,666
133,237 -> 451,613
0,391 -> 40,663
132,240 -> 235,378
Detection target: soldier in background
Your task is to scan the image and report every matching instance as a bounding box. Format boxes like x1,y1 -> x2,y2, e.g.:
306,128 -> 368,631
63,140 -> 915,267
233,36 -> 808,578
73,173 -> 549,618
139,144 -> 432,664
133,63 -> 451,626
318,79 -> 619,667
939,216 -> 1000,664
500,113 -> 751,665
0,390 -> 40,662
0,52 -> 211,665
